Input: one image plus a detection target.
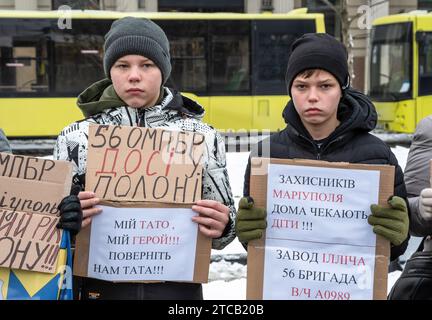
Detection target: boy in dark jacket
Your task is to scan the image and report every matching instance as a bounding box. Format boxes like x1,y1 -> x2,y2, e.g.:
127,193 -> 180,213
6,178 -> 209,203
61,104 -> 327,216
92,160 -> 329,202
236,33 -> 409,262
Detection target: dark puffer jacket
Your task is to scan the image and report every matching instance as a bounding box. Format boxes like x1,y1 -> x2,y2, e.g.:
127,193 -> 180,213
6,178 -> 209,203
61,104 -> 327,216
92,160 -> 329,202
243,88 -> 409,261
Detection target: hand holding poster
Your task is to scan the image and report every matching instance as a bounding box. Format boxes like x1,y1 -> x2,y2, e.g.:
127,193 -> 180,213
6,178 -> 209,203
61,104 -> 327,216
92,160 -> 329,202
74,124 -> 211,283
247,158 -> 393,300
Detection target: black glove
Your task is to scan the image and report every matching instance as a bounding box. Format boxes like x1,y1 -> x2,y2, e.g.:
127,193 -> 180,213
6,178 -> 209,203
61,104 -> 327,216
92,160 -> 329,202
56,185 -> 83,236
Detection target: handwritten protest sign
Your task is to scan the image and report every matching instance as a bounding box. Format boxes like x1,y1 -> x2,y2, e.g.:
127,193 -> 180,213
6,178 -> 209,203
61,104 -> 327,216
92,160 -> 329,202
74,124 -> 211,282
86,124 -> 205,203
0,152 -> 72,274
247,158 -> 393,300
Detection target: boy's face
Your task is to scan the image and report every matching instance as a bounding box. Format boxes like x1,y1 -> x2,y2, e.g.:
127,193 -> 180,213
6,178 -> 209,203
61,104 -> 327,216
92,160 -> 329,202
291,69 -> 342,132
110,55 -> 162,109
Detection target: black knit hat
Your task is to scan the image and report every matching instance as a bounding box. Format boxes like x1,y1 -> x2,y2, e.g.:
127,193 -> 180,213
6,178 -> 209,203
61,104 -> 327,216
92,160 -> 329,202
104,17 -> 171,84
285,33 -> 350,96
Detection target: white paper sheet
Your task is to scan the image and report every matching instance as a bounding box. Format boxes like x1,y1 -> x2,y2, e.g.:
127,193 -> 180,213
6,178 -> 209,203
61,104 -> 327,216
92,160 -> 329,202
88,206 -> 198,282
263,164 -> 380,300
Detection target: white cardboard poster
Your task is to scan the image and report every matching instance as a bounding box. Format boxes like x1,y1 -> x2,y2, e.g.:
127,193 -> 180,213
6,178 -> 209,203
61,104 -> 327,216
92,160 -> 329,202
263,164 -> 380,300
88,206 -> 198,282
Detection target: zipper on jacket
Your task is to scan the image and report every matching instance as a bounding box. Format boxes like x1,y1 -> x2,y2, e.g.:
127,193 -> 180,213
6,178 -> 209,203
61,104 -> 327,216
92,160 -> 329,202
138,109 -> 146,127
320,136 -> 345,155
297,133 -> 322,160
300,133 -> 346,161
316,143 -> 321,160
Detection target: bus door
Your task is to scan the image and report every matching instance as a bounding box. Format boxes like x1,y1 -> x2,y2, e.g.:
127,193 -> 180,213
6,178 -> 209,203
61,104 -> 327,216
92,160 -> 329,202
415,20 -> 432,123
207,20 -> 252,132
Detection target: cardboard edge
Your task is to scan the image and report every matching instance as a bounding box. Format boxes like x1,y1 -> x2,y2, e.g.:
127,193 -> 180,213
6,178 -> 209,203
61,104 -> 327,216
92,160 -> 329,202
246,237 -> 265,299
373,165 -> 394,300
193,227 -> 212,283
246,167 -> 268,300
73,223 -> 91,278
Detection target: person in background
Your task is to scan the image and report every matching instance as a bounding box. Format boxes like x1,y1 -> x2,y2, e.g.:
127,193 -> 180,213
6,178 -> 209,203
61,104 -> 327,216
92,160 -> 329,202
403,115 -> 432,237
388,115 -> 432,299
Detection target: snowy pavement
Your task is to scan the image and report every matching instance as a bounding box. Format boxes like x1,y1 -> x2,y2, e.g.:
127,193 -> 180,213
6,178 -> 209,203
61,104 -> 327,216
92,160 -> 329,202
203,146 -> 412,299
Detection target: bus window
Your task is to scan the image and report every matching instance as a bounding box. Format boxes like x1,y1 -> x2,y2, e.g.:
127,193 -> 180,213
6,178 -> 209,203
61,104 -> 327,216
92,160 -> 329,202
0,19 -> 50,96
208,20 -> 250,94
160,20 -> 208,94
369,22 -> 412,101
252,19 -> 316,95
50,19 -> 110,95
418,32 -> 432,96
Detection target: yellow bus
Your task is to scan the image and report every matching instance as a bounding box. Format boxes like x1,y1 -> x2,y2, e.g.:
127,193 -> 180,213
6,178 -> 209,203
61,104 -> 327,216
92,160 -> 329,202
368,11 -> 432,133
0,9 -> 324,138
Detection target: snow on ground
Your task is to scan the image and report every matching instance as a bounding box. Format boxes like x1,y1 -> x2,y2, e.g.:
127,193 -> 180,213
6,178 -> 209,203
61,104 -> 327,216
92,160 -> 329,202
204,278 -> 247,300
391,145 -> 409,171
210,152 -> 249,255
204,146 -> 412,300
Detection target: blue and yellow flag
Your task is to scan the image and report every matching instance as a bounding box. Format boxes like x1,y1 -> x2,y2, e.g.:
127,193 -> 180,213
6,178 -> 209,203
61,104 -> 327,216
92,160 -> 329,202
0,231 -> 73,300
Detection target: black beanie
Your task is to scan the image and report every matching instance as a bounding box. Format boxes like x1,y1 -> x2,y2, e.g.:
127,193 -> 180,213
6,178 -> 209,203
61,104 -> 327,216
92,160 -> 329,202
285,33 -> 350,96
104,17 -> 171,84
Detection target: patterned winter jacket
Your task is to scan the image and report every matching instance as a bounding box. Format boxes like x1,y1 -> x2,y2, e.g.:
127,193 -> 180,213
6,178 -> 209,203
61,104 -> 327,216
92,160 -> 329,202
54,79 -> 236,250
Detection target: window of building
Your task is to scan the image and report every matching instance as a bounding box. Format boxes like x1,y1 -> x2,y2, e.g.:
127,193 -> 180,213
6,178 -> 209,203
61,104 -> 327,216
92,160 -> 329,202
418,0 -> 432,10
138,0 -> 146,9
261,0 -> 274,11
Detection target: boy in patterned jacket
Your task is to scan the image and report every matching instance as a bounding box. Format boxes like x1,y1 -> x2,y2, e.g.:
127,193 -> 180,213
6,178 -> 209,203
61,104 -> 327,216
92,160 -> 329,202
54,17 -> 236,300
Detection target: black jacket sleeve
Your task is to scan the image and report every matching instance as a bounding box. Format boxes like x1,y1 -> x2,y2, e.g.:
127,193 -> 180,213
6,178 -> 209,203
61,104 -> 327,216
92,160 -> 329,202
243,157 -> 252,197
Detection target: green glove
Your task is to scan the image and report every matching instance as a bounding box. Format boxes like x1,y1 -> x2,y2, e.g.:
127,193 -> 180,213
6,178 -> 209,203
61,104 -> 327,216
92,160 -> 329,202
368,196 -> 409,246
236,197 -> 267,243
